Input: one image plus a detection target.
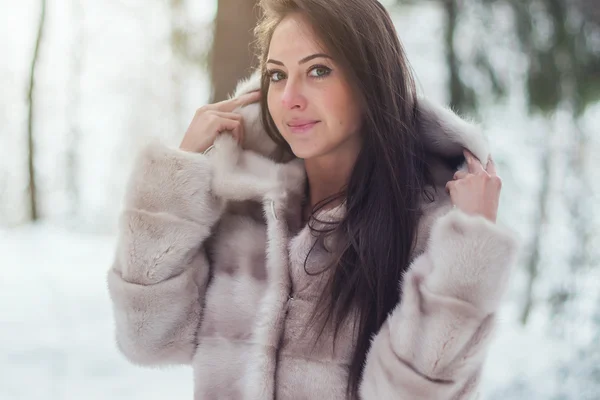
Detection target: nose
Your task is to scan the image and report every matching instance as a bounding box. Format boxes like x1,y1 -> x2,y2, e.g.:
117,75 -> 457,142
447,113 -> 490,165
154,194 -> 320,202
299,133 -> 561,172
281,78 -> 307,110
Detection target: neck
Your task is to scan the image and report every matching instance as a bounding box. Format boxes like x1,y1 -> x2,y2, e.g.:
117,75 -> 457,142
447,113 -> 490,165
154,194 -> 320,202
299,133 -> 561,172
304,137 -> 362,209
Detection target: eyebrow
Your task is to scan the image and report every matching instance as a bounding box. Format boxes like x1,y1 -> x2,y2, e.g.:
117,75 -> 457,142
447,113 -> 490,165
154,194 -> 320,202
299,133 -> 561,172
266,53 -> 332,66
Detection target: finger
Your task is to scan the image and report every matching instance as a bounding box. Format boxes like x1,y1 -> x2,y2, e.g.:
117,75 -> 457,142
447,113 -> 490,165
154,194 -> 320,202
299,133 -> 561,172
463,149 -> 486,175
209,111 -> 243,121
226,128 -> 241,144
214,91 -> 262,113
453,170 -> 468,180
445,180 -> 455,194
217,125 -> 240,144
233,117 -> 245,146
216,118 -> 242,136
486,156 -> 497,176
237,90 -> 262,107
222,118 -> 246,146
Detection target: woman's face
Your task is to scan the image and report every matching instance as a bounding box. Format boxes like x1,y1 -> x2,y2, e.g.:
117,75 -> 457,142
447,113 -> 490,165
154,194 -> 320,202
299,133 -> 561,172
266,13 -> 363,160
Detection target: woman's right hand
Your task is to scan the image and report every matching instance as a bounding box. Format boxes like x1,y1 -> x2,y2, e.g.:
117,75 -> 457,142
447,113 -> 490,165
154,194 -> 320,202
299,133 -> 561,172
179,90 -> 261,153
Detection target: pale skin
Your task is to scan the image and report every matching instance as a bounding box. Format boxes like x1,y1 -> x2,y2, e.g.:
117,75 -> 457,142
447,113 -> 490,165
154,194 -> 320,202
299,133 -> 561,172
265,14 -> 363,213
179,90 -> 261,153
179,13 -> 502,224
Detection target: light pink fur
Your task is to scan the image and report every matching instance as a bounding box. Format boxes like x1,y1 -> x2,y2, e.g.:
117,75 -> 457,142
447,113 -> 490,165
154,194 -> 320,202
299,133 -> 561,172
107,73 -> 519,399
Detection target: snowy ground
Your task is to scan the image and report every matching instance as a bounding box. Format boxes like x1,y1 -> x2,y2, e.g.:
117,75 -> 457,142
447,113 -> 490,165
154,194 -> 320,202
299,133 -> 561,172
1,224 -> 193,399
0,223 -> 570,399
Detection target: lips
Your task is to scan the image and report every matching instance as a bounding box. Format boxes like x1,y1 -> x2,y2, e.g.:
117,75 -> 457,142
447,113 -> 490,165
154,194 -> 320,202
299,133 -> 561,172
286,120 -> 320,133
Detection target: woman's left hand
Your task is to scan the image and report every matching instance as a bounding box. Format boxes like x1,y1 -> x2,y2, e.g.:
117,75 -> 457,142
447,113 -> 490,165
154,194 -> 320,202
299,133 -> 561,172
445,149 -> 501,223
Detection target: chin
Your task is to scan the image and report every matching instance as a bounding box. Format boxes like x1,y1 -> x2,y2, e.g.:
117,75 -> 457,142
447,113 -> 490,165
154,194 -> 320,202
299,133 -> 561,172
287,143 -> 323,160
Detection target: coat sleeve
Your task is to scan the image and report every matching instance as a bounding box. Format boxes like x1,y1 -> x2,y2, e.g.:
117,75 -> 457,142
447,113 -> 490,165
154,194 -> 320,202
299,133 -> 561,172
360,208 -> 519,400
106,141 -> 225,366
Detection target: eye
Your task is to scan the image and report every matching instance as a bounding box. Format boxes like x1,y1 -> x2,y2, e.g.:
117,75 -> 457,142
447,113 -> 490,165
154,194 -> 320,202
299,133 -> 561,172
309,65 -> 332,79
267,70 -> 286,83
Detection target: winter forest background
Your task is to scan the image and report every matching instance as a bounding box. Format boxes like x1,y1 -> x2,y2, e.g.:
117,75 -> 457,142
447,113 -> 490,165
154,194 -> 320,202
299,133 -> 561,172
1,0 -> 599,399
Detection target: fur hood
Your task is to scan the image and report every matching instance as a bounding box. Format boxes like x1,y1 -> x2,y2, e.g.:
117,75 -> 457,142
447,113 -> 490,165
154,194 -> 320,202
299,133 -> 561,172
207,71 -> 491,252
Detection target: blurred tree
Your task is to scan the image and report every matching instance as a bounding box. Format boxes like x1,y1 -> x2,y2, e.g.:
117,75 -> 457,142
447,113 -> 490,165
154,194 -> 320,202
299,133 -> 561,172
66,0 -> 85,220
395,0 -> 600,326
463,0 -> 599,326
209,0 -> 260,102
506,0 -> 600,116
26,0 -> 47,222
578,0 -> 600,26
443,0 -> 478,114
168,0 -> 215,132
492,0 -> 599,325
430,0 -> 600,116
170,0 -> 186,135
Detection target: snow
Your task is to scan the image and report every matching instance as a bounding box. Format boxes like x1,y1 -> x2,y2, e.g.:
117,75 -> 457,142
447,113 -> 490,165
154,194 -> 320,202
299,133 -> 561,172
0,224 -> 193,399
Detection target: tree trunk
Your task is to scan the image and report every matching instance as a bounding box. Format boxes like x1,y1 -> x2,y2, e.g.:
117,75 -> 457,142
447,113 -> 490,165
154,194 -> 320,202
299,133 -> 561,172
444,0 -> 461,109
169,0 -> 186,135
66,0 -> 84,220
550,115 -> 593,333
442,0 -> 477,114
209,0 -> 260,102
578,0 -> 600,26
26,0 -> 47,222
520,119 -> 553,325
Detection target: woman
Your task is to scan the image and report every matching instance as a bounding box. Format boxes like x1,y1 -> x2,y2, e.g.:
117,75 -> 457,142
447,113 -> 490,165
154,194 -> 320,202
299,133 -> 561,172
107,0 -> 519,398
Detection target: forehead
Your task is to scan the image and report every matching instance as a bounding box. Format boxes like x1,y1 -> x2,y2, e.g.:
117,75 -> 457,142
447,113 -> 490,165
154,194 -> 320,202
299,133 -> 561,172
268,14 -> 326,60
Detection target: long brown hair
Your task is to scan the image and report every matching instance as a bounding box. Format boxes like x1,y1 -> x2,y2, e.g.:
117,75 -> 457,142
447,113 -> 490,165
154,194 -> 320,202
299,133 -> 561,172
255,0 -> 433,397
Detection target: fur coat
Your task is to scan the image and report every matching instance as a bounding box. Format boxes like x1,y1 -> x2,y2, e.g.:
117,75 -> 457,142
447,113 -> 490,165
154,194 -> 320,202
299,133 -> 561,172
107,72 -> 519,399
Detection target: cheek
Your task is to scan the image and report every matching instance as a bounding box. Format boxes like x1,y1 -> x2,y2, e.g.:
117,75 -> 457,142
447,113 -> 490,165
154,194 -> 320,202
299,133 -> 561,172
266,90 -> 277,118
266,89 -> 285,132
323,91 -> 361,136
267,86 -> 283,116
